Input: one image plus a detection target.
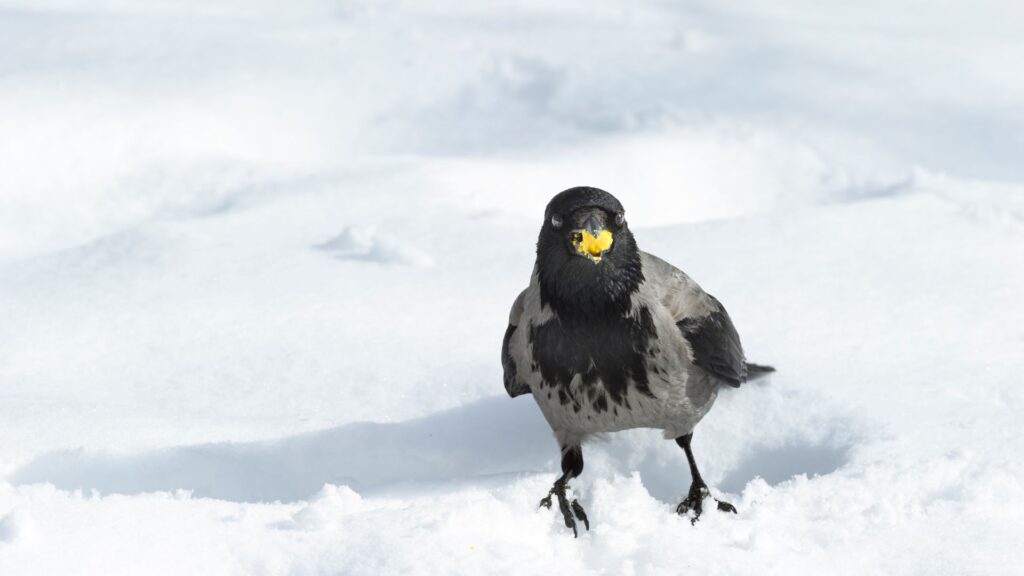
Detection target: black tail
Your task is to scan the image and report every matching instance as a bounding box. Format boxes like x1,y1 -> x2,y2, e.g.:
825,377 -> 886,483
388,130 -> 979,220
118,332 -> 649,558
745,362 -> 776,382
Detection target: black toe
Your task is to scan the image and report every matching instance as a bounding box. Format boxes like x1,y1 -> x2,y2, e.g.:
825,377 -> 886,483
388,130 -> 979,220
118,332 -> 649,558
571,499 -> 590,532
540,482 -> 587,537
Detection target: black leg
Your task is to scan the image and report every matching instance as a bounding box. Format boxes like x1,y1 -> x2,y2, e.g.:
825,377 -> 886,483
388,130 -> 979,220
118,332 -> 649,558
675,432 -> 736,524
539,445 -> 589,537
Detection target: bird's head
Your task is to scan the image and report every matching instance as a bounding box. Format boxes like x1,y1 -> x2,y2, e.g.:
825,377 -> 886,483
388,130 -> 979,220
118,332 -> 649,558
535,186 -> 644,318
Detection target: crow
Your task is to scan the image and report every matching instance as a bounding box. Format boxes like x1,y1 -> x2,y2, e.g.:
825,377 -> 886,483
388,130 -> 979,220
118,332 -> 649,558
502,186 -> 774,536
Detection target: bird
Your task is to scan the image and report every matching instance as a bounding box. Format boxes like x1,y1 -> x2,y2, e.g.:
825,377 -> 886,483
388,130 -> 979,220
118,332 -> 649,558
501,186 -> 774,536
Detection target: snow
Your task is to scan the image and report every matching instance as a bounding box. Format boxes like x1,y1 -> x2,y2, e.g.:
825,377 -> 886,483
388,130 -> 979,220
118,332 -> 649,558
2,1 -> 1023,574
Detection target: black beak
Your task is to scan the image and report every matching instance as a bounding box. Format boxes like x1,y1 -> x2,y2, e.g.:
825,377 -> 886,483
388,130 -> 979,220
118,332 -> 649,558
582,213 -> 603,237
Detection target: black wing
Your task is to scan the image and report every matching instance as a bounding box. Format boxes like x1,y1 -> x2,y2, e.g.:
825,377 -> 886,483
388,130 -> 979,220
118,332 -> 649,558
502,323 -> 530,397
676,295 -> 747,387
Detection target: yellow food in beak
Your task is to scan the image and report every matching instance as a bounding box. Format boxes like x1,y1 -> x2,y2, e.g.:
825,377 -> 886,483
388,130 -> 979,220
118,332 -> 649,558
573,229 -> 614,263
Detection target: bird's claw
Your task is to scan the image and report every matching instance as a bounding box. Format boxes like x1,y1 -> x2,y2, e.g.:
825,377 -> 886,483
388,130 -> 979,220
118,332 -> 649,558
676,482 -> 735,524
716,500 -> 737,514
539,481 -> 589,537
675,485 -> 707,523
570,498 -> 590,531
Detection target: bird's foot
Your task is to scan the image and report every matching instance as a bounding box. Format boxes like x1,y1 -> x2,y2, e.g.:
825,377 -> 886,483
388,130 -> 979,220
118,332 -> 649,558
675,481 -> 736,525
539,480 -> 589,537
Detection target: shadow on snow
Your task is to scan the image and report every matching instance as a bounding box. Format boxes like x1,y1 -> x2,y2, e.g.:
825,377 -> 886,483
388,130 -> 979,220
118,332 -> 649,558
9,395 -> 851,504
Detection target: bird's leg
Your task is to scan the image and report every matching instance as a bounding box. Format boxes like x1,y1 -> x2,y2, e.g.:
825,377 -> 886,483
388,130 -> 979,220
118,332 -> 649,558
675,433 -> 736,524
538,445 -> 589,537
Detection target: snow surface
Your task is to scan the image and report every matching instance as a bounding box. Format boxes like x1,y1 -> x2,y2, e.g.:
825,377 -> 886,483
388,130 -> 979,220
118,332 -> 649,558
2,1 -> 1023,574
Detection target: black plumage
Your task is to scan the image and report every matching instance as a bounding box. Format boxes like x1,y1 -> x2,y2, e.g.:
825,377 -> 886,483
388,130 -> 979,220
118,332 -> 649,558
676,295 -> 747,387
501,323 -> 528,398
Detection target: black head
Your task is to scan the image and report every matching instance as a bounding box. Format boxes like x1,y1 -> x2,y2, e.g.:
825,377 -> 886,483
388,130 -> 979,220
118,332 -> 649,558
536,186 -> 643,320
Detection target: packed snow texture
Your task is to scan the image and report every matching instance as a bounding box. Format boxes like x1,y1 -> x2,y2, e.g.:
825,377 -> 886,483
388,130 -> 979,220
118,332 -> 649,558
1,1 -> 1023,574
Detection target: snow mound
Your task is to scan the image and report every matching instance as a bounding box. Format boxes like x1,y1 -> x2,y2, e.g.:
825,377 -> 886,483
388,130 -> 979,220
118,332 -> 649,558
0,509 -> 35,545
315,227 -> 434,267
281,485 -> 376,531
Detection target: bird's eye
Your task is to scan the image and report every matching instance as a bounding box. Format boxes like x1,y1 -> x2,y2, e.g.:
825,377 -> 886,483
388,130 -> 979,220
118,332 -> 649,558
615,211 -> 625,226
551,214 -> 563,229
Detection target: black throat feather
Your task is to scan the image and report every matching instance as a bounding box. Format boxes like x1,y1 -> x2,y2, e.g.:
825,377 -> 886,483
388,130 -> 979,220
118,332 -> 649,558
531,222 -> 654,410
535,221 -> 644,323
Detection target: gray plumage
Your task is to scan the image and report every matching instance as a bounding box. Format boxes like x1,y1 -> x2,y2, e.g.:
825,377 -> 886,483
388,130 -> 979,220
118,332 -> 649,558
505,252 -> 740,443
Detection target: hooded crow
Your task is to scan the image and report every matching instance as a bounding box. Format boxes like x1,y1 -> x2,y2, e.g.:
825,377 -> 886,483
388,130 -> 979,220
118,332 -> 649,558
502,186 -> 774,536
